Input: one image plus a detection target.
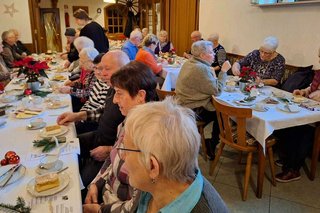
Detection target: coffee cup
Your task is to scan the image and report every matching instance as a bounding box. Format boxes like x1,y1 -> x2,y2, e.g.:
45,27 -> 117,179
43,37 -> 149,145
30,118 -> 44,127
40,154 -> 59,169
225,85 -> 235,92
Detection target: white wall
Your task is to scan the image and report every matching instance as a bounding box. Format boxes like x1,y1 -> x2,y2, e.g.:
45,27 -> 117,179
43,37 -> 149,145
0,0 -> 32,43
40,0 -> 113,49
199,0 -> 320,68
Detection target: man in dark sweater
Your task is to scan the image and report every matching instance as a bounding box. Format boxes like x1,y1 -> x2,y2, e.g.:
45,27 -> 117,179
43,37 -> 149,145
74,9 -> 109,53
57,50 -> 130,187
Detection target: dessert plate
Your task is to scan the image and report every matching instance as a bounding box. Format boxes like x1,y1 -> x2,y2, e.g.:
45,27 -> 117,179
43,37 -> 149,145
27,122 -> 47,130
277,104 -> 301,113
39,126 -> 68,138
234,99 -> 256,106
26,172 -> 69,197
47,101 -> 69,109
251,106 -> 269,112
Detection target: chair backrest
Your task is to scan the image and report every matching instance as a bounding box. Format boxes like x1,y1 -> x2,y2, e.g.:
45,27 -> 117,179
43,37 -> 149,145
212,97 -> 252,148
156,88 -> 176,101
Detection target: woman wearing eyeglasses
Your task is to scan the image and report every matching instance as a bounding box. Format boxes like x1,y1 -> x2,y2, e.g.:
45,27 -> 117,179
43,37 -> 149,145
232,36 -> 285,87
121,98 -> 228,213
83,61 -> 158,213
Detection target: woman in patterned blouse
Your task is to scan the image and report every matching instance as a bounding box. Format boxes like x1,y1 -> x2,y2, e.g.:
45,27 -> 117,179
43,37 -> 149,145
232,36 -> 286,87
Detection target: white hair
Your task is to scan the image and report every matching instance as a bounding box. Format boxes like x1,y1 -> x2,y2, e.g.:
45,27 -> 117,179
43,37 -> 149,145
104,50 -> 130,67
73,36 -> 94,52
207,33 -> 219,42
142,33 -> 158,47
191,40 -> 213,57
158,30 -> 168,37
79,47 -> 99,61
191,31 -> 202,39
130,29 -> 142,39
261,36 -> 279,51
124,97 -> 200,183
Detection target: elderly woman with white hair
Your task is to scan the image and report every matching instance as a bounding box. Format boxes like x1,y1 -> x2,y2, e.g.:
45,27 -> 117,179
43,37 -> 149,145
154,30 -> 174,55
232,36 -> 285,87
122,98 -> 229,212
59,47 -> 98,111
176,40 -> 231,160
207,33 -> 227,74
1,30 -> 25,68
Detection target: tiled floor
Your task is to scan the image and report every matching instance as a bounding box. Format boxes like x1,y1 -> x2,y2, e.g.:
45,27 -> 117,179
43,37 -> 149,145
198,142 -> 320,213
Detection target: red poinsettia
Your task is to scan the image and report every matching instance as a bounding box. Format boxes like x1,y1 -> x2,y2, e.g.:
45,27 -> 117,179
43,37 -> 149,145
13,57 -> 49,82
239,66 -> 257,82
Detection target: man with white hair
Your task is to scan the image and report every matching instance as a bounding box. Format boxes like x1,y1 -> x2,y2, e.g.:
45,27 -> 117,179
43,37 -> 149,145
57,50 -> 130,189
207,33 -> 227,74
121,29 -> 142,60
176,40 -> 231,160
232,36 -> 285,87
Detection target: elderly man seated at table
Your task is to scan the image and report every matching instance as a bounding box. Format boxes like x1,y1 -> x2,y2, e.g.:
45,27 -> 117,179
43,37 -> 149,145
83,61 -> 158,213
122,98 -> 229,212
1,30 -> 25,68
232,36 -> 285,87
176,40 -> 231,160
207,33 -> 227,74
154,30 -> 174,55
57,50 -> 130,189
121,29 -> 142,60
183,30 -> 203,59
274,56 -> 320,183
0,43 -> 11,86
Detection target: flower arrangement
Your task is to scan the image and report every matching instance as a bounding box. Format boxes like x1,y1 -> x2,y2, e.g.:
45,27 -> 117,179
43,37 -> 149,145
13,57 -> 49,82
239,66 -> 257,83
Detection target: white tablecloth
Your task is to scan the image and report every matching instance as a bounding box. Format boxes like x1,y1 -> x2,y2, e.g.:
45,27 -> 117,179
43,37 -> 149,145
217,86 -> 320,152
161,66 -> 181,91
0,68 -> 83,212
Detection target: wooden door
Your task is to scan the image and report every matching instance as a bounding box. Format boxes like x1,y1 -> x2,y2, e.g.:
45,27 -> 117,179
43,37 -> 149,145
39,8 -> 62,52
167,0 -> 199,56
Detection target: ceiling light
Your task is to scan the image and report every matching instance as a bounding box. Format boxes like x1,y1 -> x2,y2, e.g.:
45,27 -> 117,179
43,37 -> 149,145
103,0 -> 116,3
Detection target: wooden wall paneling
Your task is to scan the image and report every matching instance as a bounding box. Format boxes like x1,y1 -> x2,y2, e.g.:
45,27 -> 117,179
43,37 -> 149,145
28,0 -> 41,53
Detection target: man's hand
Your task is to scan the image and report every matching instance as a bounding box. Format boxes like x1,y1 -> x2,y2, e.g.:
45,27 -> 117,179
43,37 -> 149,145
84,184 -> 99,204
90,146 -> 112,162
83,204 -> 100,213
57,111 -> 86,125
59,86 -> 71,94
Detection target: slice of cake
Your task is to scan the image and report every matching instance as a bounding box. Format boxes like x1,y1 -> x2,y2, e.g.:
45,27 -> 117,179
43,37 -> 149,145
45,125 -> 61,135
35,173 -> 60,192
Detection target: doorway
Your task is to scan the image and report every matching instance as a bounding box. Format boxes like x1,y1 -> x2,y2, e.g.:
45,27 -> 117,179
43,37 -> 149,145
39,8 -> 62,53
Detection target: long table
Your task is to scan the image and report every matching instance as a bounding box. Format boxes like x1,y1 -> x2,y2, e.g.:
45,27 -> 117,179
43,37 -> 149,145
217,85 -> 320,198
0,68 -> 82,212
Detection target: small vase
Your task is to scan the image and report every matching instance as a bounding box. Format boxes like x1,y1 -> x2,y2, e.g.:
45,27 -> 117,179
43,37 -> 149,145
27,81 -> 40,92
239,81 -> 248,93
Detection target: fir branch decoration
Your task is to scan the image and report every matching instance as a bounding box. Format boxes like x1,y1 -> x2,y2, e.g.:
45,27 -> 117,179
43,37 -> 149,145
0,197 -> 31,213
33,137 -> 66,152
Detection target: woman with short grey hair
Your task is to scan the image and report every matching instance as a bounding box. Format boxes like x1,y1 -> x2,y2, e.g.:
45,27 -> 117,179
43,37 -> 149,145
135,34 -> 166,84
176,40 -> 231,160
73,36 -> 94,52
232,36 -> 285,87
123,98 -> 229,212
207,33 -> 227,74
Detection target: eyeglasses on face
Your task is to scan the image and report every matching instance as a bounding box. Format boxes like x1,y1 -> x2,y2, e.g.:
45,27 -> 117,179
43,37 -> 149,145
116,147 -> 141,158
259,49 -> 273,55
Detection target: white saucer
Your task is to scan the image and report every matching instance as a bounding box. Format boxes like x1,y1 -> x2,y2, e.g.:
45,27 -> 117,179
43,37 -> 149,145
36,160 -> 63,175
27,122 -> 47,130
252,106 -> 269,112
0,165 -> 26,187
277,104 -> 301,113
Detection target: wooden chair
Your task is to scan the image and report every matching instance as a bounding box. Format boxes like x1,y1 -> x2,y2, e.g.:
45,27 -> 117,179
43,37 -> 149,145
210,97 -> 276,201
155,88 -> 208,161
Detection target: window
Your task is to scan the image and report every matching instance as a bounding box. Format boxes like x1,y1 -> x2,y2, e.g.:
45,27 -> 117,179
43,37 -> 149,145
104,5 -> 126,34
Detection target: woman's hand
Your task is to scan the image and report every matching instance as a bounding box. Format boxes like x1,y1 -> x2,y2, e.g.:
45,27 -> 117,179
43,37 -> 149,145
308,90 -> 320,102
83,204 -> 100,213
59,86 -> 71,94
84,184 -> 99,204
231,62 -> 241,76
221,61 -> 231,73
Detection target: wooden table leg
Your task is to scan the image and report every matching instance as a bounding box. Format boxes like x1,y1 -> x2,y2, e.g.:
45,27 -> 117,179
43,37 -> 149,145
310,123 -> 320,180
257,144 -> 266,198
